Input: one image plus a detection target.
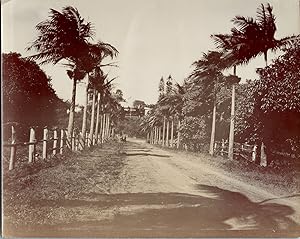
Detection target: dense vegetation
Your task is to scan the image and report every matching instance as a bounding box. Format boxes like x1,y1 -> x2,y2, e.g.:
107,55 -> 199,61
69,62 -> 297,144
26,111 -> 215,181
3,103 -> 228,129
2,52 -> 66,140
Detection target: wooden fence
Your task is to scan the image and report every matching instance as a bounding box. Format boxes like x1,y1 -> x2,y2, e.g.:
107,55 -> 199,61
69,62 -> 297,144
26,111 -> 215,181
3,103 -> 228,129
214,140 -> 257,162
3,125 -> 114,171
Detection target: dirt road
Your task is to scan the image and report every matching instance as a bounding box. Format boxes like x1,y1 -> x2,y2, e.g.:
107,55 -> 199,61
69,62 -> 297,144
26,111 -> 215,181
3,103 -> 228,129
4,138 -> 300,237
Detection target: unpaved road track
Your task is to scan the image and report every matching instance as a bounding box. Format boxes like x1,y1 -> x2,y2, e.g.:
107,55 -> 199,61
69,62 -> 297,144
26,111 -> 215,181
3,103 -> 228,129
4,138 -> 300,237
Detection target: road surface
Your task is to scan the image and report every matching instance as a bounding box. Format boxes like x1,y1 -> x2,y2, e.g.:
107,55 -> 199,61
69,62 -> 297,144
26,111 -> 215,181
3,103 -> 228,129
4,138 -> 300,237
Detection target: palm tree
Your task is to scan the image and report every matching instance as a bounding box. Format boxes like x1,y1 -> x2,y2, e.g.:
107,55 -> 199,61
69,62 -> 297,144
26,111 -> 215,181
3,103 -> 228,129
212,3 -> 296,163
27,6 -> 94,141
158,81 -> 185,148
190,51 -> 227,155
78,42 -> 118,145
213,3 -> 296,67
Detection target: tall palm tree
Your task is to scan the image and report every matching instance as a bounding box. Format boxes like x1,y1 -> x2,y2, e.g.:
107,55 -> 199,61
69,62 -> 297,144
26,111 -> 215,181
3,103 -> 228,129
212,3 -> 296,163
27,6 -> 94,140
190,51 -> 227,155
78,42 -> 118,145
213,3 -> 296,67
158,81 -> 185,148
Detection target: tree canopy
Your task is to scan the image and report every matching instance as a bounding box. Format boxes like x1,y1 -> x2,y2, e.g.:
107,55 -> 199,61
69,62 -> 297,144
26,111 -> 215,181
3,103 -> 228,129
2,52 -> 63,139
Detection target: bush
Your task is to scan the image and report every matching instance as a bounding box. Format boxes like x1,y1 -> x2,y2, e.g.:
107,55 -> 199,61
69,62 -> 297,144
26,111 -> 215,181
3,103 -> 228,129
180,116 -> 208,151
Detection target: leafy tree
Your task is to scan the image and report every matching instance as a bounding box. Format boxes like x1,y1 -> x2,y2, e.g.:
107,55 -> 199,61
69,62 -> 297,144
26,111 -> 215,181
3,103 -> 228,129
115,89 -> 125,102
2,52 -> 60,139
235,43 -> 300,164
180,116 -> 208,152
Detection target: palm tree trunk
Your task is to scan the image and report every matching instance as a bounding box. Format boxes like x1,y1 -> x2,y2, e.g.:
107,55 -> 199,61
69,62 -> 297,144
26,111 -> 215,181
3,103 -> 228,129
262,51 -> 269,165
162,116 -> 166,146
228,84 -> 236,159
94,92 -> 101,144
170,118 -> 174,148
67,78 -> 77,143
264,51 -> 268,67
99,113 -> 103,143
209,100 -> 216,155
81,83 -> 89,147
106,114 -> 110,138
177,120 -> 181,149
89,88 -> 96,145
152,128 -> 155,144
166,120 -> 170,147
102,113 -> 106,142
158,126 -> 161,145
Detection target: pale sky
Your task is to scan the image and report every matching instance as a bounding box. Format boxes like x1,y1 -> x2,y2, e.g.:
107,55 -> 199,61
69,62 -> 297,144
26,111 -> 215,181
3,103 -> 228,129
2,0 -> 299,106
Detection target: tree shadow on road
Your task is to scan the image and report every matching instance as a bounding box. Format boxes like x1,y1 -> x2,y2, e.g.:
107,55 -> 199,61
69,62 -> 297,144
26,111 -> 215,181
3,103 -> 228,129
5,184 -> 299,237
122,152 -> 171,157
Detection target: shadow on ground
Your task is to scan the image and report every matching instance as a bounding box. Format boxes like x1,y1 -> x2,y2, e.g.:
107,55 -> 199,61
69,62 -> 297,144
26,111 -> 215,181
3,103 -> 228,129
4,184 -> 299,237
123,152 -> 170,157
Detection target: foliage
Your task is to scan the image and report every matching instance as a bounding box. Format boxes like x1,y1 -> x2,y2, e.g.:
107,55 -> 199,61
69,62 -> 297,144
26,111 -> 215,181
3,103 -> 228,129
27,6 -> 94,66
212,3 -> 297,66
114,89 -> 125,102
2,52 -> 63,139
235,44 -> 300,158
115,117 -> 145,138
133,100 -> 146,109
180,116 -> 208,151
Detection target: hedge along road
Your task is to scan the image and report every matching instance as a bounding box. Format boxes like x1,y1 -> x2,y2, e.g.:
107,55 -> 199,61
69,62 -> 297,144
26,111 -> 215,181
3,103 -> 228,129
3,138 -> 300,237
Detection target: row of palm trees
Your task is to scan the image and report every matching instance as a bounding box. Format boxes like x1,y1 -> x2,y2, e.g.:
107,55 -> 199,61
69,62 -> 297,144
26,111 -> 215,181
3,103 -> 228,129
144,75 -> 184,149
146,3 -> 298,164
27,6 -> 120,145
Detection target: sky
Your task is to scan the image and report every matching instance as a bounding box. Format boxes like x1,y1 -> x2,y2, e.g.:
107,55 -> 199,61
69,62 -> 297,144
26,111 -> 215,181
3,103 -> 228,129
2,0 -> 299,106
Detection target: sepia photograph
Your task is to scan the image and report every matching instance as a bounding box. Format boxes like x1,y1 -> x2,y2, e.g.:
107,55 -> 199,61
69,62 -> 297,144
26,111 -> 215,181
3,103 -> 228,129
1,0 -> 300,237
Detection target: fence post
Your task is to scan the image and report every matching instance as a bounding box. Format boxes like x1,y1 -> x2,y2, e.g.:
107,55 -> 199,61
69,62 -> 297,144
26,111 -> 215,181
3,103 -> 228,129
60,129 -> 64,154
28,127 -> 36,163
53,128 -> 58,155
260,142 -> 267,167
9,125 -> 16,170
42,127 -> 48,159
252,145 -> 257,162
75,133 -> 79,151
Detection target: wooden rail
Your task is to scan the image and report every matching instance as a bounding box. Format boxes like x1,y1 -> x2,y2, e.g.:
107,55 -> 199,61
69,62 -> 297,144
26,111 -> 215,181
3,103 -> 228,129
3,124 -> 114,171
214,140 -> 257,162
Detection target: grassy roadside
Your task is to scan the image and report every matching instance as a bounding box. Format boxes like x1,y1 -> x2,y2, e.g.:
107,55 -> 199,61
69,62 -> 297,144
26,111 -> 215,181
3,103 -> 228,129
3,140 -> 126,229
155,144 -> 300,196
